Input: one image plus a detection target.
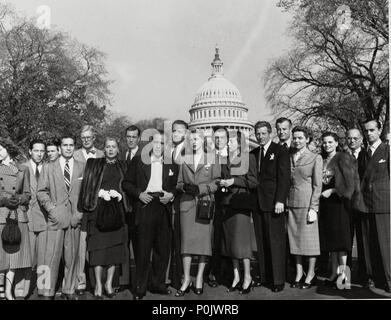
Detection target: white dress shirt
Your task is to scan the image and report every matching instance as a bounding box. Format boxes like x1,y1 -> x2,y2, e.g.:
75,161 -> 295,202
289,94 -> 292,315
368,139 -> 382,156
126,146 -> 139,161
59,156 -> 74,181
146,155 -> 163,192
352,147 -> 362,160
30,159 -> 43,174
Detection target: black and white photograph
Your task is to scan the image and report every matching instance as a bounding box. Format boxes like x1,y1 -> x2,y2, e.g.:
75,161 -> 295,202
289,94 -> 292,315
0,0 -> 389,309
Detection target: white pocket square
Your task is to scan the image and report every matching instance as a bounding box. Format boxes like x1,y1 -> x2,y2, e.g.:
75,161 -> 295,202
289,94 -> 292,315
77,177 -> 83,180
169,169 -> 174,176
378,159 -> 386,163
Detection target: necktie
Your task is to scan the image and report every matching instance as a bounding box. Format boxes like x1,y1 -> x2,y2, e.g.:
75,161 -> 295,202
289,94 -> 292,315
35,166 -> 40,181
367,148 -> 373,159
282,142 -> 288,149
259,146 -> 265,172
64,160 -> 71,191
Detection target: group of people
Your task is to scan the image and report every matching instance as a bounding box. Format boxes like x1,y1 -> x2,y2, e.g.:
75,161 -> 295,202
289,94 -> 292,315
0,117 -> 389,300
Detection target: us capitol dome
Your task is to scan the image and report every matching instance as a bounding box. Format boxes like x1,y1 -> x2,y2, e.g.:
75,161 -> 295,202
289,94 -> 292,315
188,46 -> 254,135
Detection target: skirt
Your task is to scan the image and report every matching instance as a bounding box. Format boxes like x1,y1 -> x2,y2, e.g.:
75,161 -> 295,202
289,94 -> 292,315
0,222 -> 32,271
222,211 -> 252,259
89,243 -> 126,267
180,203 -> 213,256
288,208 -> 320,256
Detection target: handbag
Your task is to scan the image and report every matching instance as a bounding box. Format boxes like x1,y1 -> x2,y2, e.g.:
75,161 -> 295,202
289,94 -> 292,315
1,210 -> 22,246
196,185 -> 215,222
228,179 -> 256,213
96,198 -> 123,232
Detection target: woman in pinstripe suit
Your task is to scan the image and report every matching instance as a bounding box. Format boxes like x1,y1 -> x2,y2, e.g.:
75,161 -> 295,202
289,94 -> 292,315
0,138 -> 32,300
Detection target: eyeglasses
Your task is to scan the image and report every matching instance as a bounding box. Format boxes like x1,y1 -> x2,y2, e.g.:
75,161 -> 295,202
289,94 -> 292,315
81,136 -> 93,141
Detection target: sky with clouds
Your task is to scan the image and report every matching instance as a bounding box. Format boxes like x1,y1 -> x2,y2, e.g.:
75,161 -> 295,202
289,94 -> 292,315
9,0 -> 293,123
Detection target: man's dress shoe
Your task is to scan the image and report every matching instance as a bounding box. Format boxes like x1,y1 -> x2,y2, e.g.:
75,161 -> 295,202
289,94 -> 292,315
363,278 -> 375,289
206,279 -> 218,288
271,284 -> 285,292
149,287 -> 172,295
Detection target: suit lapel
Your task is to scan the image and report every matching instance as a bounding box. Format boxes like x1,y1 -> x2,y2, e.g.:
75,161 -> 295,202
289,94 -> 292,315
54,160 -> 67,193
363,143 -> 385,180
69,160 -> 80,193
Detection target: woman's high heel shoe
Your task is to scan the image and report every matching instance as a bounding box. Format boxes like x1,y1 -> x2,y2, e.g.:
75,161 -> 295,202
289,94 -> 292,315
227,282 -> 241,292
239,280 -> 253,295
291,273 -> 306,288
104,285 -> 116,299
300,274 -> 317,289
193,282 -> 204,295
175,281 -> 193,297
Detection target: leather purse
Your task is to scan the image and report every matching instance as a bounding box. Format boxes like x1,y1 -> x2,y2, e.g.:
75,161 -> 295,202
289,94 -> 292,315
1,210 -> 21,247
196,185 -> 215,222
96,198 -> 123,232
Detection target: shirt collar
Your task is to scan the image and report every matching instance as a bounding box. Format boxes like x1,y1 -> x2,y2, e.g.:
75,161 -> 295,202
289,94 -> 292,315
369,139 -> 382,152
261,139 -> 272,152
151,154 -> 163,163
30,159 -> 42,170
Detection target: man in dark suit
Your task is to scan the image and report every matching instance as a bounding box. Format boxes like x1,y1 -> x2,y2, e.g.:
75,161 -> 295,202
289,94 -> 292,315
168,120 -> 187,290
251,121 -> 290,292
346,128 -> 367,284
360,119 -> 390,293
118,125 -> 142,292
122,130 -> 178,300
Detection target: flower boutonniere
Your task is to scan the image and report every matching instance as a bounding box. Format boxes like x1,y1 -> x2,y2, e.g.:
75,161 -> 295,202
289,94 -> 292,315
269,153 -> 275,161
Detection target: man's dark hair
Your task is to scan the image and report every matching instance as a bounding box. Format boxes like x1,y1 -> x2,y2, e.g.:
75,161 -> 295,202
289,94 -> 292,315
60,134 -> 76,145
254,121 -> 272,134
364,118 -> 382,130
172,120 -> 188,130
292,126 -> 310,139
29,138 -> 46,150
275,117 -> 292,128
46,138 -> 61,148
213,126 -> 229,137
125,125 -> 141,137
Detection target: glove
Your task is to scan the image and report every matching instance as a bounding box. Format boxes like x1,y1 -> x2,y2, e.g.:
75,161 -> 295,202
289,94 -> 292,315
4,196 -> 19,210
109,190 -> 123,202
183,183 -> 199,197
98,189 -> 111,201
307,209 -> 318,223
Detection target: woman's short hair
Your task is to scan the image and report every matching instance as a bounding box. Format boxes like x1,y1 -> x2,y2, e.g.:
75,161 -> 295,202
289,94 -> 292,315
321,131 -> 341,158
0,138 -> 20,160
104,137 -> 120,148
292,126 -> 310,139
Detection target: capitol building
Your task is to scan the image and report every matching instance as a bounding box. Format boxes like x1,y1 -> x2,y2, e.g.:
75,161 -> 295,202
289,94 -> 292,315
188,47 -> 254,136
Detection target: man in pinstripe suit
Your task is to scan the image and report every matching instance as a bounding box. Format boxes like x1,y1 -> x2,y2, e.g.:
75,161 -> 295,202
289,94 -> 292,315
37,135 -> 85,300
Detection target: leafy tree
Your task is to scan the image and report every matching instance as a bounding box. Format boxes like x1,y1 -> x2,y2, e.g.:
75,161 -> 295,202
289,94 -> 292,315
0,4 -> 111,153
266,0 -> 388,137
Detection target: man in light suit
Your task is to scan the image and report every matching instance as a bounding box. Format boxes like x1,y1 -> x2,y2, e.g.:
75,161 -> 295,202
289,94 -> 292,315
37,135 -> 85,300
22,139 -> 46,298
360,119 -> 390,293
122,131 -> 178,300
251,121 -> 290,292
73,125 -> 104,296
